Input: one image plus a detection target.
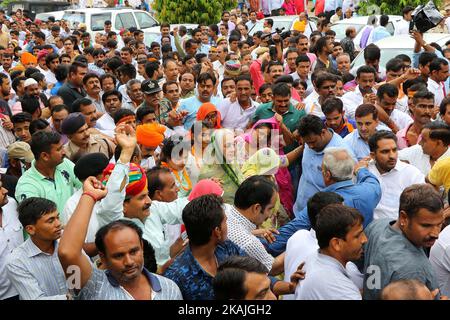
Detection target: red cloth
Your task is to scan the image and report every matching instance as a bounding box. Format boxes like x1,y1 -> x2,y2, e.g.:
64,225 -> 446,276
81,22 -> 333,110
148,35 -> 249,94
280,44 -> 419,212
315,0 -> 325,15
250,59 -> 265,95
294,0 -> 307,13
188,179 -> 224,201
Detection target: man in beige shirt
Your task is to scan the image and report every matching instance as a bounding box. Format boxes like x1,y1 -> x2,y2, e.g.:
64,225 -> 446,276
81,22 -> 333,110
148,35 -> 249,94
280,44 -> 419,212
61,112 -> 116,162
0,20 -> 10,49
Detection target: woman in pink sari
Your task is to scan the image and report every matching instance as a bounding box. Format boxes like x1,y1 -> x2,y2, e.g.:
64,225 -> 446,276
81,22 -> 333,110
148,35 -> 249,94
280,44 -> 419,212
282,0 -> 297,15
294,0 -> 307,13
242,117 -> 296,217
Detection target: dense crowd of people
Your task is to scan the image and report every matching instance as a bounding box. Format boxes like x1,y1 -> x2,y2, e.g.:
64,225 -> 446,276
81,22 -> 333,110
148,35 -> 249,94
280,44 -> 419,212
1,3 -> 450,301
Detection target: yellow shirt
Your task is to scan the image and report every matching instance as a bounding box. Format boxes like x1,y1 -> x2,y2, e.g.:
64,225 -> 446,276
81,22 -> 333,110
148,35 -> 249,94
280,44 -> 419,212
428,157 -> 450,191
293,20 -> 307,32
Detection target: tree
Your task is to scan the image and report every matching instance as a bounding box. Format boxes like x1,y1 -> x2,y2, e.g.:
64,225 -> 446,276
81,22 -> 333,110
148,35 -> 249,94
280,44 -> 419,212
357,0 -> 443,16
153,0 -> 237,25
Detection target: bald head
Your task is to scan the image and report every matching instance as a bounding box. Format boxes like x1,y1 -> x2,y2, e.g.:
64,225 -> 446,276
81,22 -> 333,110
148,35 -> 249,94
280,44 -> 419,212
381,280 -> 434,300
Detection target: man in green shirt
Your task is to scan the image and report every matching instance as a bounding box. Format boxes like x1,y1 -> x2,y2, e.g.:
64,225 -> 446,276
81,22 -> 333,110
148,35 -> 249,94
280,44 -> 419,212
252,82 -> 306,153
251,82 -> 306,194
15,131 -> 82,213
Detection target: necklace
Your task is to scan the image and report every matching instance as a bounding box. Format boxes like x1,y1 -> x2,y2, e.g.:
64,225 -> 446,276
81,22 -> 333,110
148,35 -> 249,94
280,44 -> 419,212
160,162 -> 192,191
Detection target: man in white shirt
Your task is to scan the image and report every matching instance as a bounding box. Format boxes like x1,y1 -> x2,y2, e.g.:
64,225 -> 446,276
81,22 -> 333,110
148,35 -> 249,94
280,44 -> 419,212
427,58 -> 449,108
96,89 -> 122,137
342,65 -> 377,120
217,75 -> 259,130
246,10 -> 258,30
376,83 -> 413,132
290,54 -> 313,97
394,6 -> 414,36
399,121 -> 450,176
284,191 -> 344,299
0,185 -> 23,300
368,130 -> 425,220
225,176 -> 285,275
430,224 -> 450,297
305,72 -> 337,117
294,203 -> 366,300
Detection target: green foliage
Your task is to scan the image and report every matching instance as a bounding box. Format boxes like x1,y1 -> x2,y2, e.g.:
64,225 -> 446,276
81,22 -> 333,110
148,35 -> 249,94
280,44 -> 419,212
153,0 -> 237,25
358,0 -> 443,15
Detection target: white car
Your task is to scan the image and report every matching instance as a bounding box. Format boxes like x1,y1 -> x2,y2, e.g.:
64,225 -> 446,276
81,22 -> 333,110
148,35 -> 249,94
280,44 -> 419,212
248,15 -> 318,37
351,33 -> 450,70
331,15 -> 402,44
62,8 -> 159,36
35,11 -> 66,22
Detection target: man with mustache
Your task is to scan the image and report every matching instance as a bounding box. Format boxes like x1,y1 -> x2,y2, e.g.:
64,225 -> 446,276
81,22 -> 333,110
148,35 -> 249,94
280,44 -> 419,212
6,197 -> 69,299
396,90 -> 434,150
367,130 -> 424,220
363,184 -> 444,300
83,73 -> 105,114
295,204 -> 367,300
96,90 -> 122,138
58,163 -> 183,299
61,113 -> 116,162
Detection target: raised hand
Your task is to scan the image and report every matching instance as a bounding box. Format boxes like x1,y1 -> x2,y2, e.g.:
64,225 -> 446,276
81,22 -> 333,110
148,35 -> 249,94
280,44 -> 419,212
115,123 -> 137,150
83,176 -> 108,201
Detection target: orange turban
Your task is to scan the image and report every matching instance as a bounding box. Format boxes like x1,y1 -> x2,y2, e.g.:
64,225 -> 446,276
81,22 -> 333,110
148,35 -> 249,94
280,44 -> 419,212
136,123 -> 166,148
21,52 -> 37,66
196,103 -> 222,128
102,163 -> 147,197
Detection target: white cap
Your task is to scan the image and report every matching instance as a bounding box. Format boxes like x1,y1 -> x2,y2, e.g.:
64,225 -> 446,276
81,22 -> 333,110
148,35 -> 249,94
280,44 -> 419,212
23,78 -> 38,88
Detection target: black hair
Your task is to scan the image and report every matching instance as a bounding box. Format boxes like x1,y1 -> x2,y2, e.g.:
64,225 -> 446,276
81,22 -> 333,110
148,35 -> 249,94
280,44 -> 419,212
158,135 -> 190,163
322,97 -> 343,115
30,131 -> 61,160
116,63 -> 137,80
429,58 -> 449,74
142,239 -> 157,273
18,197 -> 57,228
234,175 -> 277,211
379,14 -> 389,27
12,112 -> 32,125
399,184 -> 443,219
364,44 -> 381,62
102,89 -> 122,104
145,61 -> 160,79
146,167 -> 171,199
29,118 -> 49,135
424,121 -> 450,145
356,65 -> 377,78
213,256 -> 269,300
355,103 -> 378,120
197,72 -> 217,85
12,76 -> 27,93
258,83 -> 272,95
385,58 -> 403,73
316,204 -> 364,249
113,108 -> 135,125
412,90 -> 434,105
72,98 -> 94,113
368,130 -> 397,152
136,105 -> 155,123
83,72 -> 100,85
100,73 -> 117,86
298,114 -> 326,137
418,52 -> 437,68
74,152 -> 109,181
271,82 -> 291,97
376,83 -> 398,101
45,52 -> 59,67
69,61 -> 88,76
307,192 -> 344,230
182,194 -> 225,246
21,96 -> 41,116
315,72 -> 337,89
95,220 -> 143,255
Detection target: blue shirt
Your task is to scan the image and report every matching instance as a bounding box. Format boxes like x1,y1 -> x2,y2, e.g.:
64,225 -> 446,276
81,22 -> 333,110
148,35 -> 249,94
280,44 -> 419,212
372,26 -> 391,42
50,81 -> 64,96
179,95 -> 221,130
343,124 -> 391,161
263,168 -> 381,256
163,240 -> 247,300
293,130 -> 356,213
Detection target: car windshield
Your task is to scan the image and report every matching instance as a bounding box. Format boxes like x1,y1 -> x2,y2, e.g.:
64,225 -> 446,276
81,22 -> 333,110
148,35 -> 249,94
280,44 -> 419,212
91,13 -> 112,31
62,12 -> 85,28
331,23 -> 363,39
352,48 -> 412,71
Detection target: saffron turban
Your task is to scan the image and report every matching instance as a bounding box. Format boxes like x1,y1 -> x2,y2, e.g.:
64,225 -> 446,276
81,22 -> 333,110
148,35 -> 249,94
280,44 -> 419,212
196,103 -> 222,128
102,163 -> 147,197
136,123 -> 166,148
21,52 -> 37,65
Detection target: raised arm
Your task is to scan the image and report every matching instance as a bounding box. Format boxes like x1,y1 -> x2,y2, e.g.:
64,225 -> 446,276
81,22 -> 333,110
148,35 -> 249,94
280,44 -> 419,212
58,177 -> 108,290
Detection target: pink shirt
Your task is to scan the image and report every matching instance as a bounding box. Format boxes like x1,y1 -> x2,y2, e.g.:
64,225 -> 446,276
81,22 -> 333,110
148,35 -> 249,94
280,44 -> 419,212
396,123 -> 422,150
250,59 -> 265,95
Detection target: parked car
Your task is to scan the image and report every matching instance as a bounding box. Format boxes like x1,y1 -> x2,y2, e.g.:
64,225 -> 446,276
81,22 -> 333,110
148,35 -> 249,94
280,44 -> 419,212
35,10 -> 65,22
62,8 -> 159,36
331,15 -> 402,45
351,33 -> 450,71
248,15 -> 318,37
